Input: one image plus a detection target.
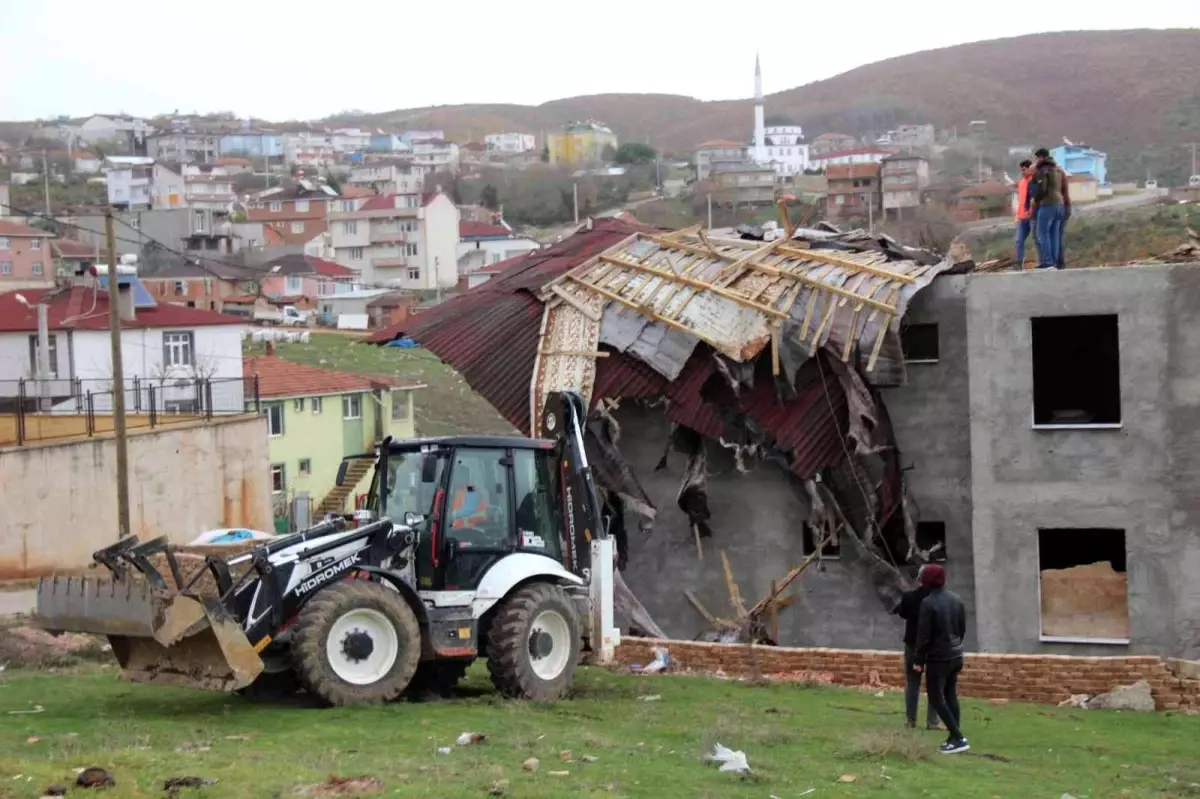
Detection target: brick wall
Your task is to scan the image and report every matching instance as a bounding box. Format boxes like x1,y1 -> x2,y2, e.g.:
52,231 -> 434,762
615,639 -> 1200,712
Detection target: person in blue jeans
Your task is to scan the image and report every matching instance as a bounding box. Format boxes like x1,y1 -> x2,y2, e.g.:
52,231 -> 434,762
1014,160 -> 1035,265
892,565 -> 942,730
1031,148 -> 1065,269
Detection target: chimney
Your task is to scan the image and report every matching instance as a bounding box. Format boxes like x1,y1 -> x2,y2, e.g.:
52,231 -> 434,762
118,282 -> 136,322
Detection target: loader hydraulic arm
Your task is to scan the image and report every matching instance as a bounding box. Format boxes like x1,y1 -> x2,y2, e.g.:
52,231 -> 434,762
542,391 -> 606,579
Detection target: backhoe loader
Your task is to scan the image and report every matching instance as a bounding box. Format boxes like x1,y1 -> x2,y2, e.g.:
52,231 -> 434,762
35,392 -> 620,706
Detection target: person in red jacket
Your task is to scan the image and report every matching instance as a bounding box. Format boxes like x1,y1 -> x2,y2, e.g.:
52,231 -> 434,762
1014,160 -> 1035,266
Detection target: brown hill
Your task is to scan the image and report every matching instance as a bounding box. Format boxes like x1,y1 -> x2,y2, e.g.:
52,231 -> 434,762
331,29 -> 1200,183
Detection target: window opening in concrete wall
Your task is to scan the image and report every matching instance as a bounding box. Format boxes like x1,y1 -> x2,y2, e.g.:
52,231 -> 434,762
901,322 -> 939,363
916,521 -> 947,562
878,515 -> 946,564
1037,528 -> 1129,643
802,521 -> 840,559
1031,315 -> 1121,427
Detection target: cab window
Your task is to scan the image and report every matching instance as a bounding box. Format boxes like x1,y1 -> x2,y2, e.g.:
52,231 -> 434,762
513,449 -> 563,562
446,448 -> 510,548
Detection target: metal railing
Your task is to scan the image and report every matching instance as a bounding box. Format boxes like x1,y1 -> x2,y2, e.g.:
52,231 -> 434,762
0,376 -> 261,447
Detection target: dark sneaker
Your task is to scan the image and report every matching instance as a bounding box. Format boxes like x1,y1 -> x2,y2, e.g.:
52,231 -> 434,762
939,738 -> 970,754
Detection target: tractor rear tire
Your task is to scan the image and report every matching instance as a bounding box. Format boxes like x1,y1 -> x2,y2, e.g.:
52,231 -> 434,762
290,580 -> 421,707
486,583 -> 580,701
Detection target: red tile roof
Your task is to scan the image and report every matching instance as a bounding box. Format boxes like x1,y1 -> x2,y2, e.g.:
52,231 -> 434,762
338,186 -> 376,198
357,192 -> 441,212
459,220 -> 512,239
308,256 -> 354,277
243,354 -> 422,398
0,220 -> 54,238
0,286 -> 248,332
827,163 -> 882,180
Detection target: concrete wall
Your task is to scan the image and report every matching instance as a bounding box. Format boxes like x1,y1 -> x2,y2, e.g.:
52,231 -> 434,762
618,404 -> 908,650
0,415 -> 272,578
879,275 -> 977,649
966,265 -> 1200,659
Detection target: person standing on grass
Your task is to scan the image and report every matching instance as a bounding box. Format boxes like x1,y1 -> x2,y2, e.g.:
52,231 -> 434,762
912,563 -> 969,754
892,565 -> 941,730
1014,160 -> 1035,267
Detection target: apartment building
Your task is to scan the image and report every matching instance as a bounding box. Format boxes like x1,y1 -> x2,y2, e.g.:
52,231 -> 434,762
826,163 -> 882,220
485,132 -> 536,153
247,180 -> 339,247
328,191 -> 460,290
347,161 -> 428,194
147,130 -> 219,163
331,128 -> 371,154
104,156 -> 156,209
0,220 -> 55,289
282,131 -> 336,167
410,140 -> 460,172
881,154 -> 931,219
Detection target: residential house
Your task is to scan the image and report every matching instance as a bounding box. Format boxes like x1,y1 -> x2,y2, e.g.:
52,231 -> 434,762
259,253 -> 357,302
73,152 -> 102,173
147,129 -> 220,163
809,132 -> 859,157
400,130 -> 444,145
75,114 -> 151,150
695,140 -> 748,181
757,125 -> 810,178
547,121 -> 618,166
410,140 -> 460,172
365,291 -> 418,329
953,181 -> 1016,222
876,123 -> 935,149
214,156 -> 254,174
496,150 -> 543,170
103,155 -> 156,209
0,272 -> 246,412
61,208 -> 251,261
1052,143 -> 1108,185
246,180 -> 339,248
218,129 -> 284,160
825,163 -> 882,220
460,142 -> 489,167
282,130 -> 335,168
811,146 -> 893,170
347,160 -> 428,194
328,191 -> 461,290
457,220 -> 540,274
151,162 -> 236,212
485,132 -> 536,153
51,239 -> 98,276
881,154 -> 931,219
141,261 -> 259,312
315,289 -> 397,327
710,162 -> 777,205
1068,173 -> 1099,204
244,353 -> 423,518
369,133 -> 409,153
331,128 -> 371,154
0,220 -> 55,288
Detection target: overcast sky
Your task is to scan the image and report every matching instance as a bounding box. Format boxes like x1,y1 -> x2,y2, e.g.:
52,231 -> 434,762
0,1 -> 1194,121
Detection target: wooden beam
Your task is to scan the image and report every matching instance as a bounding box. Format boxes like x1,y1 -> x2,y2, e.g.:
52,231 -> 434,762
548,285 -> 602,322
539,350 -> 611,358
597,255 -> 789,320
729,257 -> 897,313
720,550 -> 747,616
776,245 -> 916,284
684,589 -> 717,626
646,234 -> 735,263
692,523 -> 704,561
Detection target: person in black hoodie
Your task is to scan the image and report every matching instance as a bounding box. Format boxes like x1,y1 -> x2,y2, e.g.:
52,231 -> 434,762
892,566 -> 941,730
913,563 -> 969,754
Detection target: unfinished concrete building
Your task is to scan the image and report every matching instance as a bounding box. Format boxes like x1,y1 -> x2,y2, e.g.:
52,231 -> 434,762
369,218 -> 1200,660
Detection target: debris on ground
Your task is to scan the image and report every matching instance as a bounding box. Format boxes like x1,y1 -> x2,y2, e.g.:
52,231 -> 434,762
522,758 -> 540,772
630,647 -> 670,675
559,750 -> 572,762
164,776 -> 217,792
75,767 -> 115,789
173,741 -> 212,753
1058,694 -> 1090,709
488,778 -> 509,796
0,624 -> 109,669
40,786 -> 67,797
224,734 -> 253,742
455,732 -> 486,746
839,774 -> 858,783
436,747 -> 452,755
704,743 -> 750,774
580,755 -> 599,763
764,671 -> 838,685
548,771 -> 570,777
8,704 -> 46,715
1086,680 -> 1156,711
637,694 -> 662,702
294,775 -> 384,797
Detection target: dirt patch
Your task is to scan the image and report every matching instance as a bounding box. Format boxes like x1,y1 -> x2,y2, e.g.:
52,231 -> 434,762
0,623 -> 110,669
294,776 -> 385,797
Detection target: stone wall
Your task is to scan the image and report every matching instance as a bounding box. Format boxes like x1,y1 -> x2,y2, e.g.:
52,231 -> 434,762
615,639 -> 1200,712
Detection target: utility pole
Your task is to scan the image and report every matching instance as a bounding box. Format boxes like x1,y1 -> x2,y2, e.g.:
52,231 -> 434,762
42,149 -> 51,215
36,303 -> 51,412
104,209 -> 131,540
868,192 -> 874,235
1188,142 -> 1199,177
573,181 -> 579,225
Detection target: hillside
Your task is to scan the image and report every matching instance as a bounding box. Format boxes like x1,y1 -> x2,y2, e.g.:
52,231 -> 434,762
332,29 -> 1200,183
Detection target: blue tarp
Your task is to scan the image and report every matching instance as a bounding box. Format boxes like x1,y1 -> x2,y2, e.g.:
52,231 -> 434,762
385,337 -> 420,348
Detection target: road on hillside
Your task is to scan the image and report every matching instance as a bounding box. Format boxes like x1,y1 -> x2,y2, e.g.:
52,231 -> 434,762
961,188 -> 1169,236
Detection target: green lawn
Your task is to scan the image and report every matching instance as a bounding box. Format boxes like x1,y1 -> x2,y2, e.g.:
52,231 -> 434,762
245,333 -> 515,438
2,665 -> 1198,798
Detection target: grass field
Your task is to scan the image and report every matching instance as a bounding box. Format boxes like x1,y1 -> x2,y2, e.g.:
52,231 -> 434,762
2,664 -> 1199,799
245,333 -> 514,438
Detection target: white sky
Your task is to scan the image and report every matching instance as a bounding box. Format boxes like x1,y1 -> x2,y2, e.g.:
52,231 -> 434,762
0,1 -> 1194,121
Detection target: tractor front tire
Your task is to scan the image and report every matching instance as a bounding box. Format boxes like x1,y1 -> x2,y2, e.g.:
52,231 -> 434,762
290,580 -> 421,707
486,583 -> 580,701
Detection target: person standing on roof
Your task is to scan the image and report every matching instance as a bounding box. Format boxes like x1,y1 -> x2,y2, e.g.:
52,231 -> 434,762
1057,162 -> 1073,268
892,564 -> 942,730
912,564 -> 970,754
1014,160 -> 1035,267
1030,148 -> 1065,269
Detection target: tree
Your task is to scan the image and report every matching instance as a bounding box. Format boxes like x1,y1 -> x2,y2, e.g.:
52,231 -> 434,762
613,142 -> 657,166
480,184 -> 500,210
601,143 -> 618,163
541,145 -> 550,163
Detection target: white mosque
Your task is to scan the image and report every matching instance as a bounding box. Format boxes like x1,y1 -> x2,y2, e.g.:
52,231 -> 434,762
751,53 -> 810,178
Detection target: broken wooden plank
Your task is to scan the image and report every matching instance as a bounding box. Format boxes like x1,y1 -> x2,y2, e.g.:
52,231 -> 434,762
597,255 -> 790,320
720,550 -> 747,617
685,589 -> 717,626
547,286 -> 602,322
539,350 -> 612,358
775,245 -> 917,283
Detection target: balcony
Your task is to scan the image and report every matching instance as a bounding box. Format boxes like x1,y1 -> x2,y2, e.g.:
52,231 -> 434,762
372,256 -> 408,268
370,229 -> 409,244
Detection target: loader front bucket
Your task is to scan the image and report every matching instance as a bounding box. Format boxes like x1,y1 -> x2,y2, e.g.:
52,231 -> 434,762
34,575 -> 263,692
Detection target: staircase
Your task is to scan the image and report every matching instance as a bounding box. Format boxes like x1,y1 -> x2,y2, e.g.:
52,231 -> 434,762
316,456 -> 374,516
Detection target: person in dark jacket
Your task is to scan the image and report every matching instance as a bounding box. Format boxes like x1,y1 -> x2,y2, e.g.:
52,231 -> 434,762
892,566 -> 941,729
1030,147 -> 1065,269
913,564 -> 969,753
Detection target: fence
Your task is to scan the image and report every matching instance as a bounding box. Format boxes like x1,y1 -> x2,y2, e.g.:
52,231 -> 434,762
0,376 -> 261,446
